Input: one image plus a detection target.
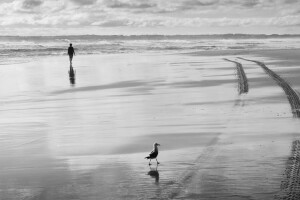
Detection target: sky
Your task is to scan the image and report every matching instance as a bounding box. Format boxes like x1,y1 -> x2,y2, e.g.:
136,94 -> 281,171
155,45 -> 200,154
0,0 -> 300,35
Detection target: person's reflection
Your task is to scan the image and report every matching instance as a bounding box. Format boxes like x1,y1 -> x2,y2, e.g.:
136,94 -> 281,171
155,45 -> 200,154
69,64 -> 76,85
148,166 -> 159,184
69,77 -> 75,85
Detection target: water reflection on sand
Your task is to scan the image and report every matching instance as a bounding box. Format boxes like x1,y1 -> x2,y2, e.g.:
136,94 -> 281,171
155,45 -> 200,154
1,52 -> 300,199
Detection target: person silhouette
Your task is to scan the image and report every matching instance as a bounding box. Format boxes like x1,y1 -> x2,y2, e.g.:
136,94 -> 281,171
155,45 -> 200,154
68,43 -> 75,64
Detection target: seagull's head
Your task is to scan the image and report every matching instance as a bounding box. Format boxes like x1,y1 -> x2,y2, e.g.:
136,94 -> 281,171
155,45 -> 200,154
153,143 -> 160,147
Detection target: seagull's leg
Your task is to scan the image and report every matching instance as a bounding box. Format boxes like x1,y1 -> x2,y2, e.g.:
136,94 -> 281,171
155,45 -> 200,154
149,159 -> 152,165
156,158 -> 160,164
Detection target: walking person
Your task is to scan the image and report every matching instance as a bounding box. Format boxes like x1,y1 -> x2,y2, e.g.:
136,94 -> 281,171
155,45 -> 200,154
68,43 -> 76,84
68,43 -> 75,64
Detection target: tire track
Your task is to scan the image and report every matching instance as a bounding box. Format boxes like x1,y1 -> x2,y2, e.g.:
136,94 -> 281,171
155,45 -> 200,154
238,57 -> 300,118
224,58 -> 249,95
161,58 -> 249,198
159,137 -> 220,199
276,140 -> 300,200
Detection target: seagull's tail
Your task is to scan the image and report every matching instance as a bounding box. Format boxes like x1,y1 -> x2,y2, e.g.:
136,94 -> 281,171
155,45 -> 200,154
145,156 -> 150,159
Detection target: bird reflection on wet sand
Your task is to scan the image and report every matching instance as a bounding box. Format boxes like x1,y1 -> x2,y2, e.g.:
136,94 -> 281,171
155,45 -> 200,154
147,166 -> 159,184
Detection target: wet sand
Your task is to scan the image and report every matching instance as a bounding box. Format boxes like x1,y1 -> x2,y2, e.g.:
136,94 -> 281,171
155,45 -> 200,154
1,49 -> 300,199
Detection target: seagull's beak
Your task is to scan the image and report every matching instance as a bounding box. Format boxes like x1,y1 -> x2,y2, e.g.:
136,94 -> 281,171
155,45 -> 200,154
158,144 -> 161,146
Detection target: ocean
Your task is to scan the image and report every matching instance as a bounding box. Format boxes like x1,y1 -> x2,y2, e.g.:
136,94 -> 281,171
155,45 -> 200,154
0,34 -> 300,65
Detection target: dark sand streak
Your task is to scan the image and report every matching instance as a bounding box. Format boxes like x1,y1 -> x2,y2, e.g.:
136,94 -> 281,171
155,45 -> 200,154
162,137 -> 220,199
224,58 -> 249,95
276,140 -> 300,200
239,57 -> 300,118
51,81 -> 148,95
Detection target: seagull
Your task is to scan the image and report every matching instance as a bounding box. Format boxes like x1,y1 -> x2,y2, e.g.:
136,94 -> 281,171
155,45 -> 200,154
145,143 -> 160,165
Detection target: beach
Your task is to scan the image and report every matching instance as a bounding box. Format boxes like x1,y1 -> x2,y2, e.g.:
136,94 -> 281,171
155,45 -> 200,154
1,46 -> 300,199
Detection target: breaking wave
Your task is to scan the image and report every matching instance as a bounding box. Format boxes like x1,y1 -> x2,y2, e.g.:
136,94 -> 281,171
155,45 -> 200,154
0,34 -> 300,65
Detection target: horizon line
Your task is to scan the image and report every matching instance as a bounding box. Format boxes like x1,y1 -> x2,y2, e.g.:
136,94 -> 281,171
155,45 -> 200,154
1,33 -> 300,37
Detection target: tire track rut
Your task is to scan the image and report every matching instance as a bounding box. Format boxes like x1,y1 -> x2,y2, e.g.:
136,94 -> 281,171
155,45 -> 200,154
276,140 -> 300,200
238,57 -> 300,118
224,58 -> 249,95
161,137 -> 220,199
161,59 -> 248,198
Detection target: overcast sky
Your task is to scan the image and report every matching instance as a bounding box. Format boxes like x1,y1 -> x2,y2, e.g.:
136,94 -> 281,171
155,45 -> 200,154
0,0 -> 300,35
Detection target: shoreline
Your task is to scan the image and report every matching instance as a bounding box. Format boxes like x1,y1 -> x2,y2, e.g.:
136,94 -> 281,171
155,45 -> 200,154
2,47 -> 300,66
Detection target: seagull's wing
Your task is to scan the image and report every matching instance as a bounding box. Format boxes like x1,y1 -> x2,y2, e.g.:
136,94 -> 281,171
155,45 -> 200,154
145,149 -> 156,159
149,149 -> 155,157
149,149 -> 158,159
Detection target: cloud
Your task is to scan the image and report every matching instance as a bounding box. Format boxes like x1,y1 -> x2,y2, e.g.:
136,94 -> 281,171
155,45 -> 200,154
22,0 -> 43,9
90,14 -> 300,28
168,0 -> 219,12
149,0 -> 220,13
70,0 -> 97,5
139,0 -> 264,13
285,0 -> 298,4
241,0 -> 259,8
92,19 -> 129,27
0,0 -> 300,35
183,0 -> 219,7
104,0 -> 155,9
